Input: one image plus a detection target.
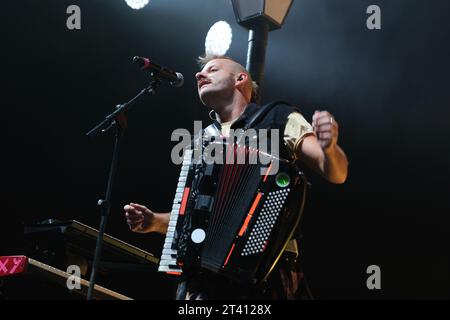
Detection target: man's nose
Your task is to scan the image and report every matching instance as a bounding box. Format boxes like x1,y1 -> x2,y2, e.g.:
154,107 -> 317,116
195,72 -> 206,81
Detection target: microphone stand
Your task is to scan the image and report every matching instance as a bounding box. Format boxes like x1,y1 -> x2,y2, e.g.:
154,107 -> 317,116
85,77 -> 161,300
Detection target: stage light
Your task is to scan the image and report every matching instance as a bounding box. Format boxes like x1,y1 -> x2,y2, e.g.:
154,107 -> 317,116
125,0 -> 149,10
205,21 -> 233,56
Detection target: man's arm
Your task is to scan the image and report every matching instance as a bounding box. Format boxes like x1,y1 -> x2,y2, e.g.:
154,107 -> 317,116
296,111 -> 348,184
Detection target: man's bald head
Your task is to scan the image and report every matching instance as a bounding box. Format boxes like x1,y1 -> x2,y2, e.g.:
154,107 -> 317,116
197,55 -> 258,103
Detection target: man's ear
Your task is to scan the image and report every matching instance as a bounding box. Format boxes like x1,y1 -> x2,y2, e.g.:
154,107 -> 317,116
237,73 -> 247,82
235,73 -> 251,102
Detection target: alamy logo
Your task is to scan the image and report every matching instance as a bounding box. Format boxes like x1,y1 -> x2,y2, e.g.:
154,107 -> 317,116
366,5 -> 381,30
171,121 -> 281,175
66,5 -> 81,30
66,265 -> 81,290
366,265 -> 381,290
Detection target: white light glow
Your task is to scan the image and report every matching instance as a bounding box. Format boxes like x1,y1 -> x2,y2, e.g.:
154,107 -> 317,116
125,0 -> 149,10
205,21 -> 233,56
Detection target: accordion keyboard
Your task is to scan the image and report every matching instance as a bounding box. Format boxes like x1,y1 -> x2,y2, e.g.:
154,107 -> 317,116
158,149 -> 192,274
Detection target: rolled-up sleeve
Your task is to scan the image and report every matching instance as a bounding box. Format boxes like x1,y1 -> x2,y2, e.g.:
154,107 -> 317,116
284,112 -> 315,160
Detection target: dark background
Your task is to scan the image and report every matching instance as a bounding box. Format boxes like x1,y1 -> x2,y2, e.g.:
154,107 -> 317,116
2,0 -> 449,299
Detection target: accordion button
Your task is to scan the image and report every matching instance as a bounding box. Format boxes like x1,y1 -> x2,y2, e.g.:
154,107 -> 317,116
191,228 -> 206,244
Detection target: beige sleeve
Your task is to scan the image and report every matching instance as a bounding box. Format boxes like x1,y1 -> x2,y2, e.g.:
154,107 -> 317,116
284,112 -> 315,160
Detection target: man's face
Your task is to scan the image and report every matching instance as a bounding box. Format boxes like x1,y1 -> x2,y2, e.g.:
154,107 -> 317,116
195,59 -> 238,107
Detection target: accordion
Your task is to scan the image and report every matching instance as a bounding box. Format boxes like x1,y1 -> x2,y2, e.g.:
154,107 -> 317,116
158,142 -> 307,285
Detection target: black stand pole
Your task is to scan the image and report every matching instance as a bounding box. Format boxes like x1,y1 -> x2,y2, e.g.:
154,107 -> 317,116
246,22 -> 269,105
85,78 -> 160,300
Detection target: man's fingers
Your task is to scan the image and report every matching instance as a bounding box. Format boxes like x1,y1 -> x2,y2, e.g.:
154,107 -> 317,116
315,123 -> 333,132
127,216 -> 143,224
315,116 -> 330,126
128,218 -> 143,228
315,115 -> 337,127
316,123 -> 338,137
129,203 -> 149,213
124,204 -> 140,214
312,110 -> 329,119
125,204 -> 146,214
317,128 -> 338,140
127,214 -> 143,223
312,110 -> 321,122
124,206 -> 143,217
318,132 -> 333,140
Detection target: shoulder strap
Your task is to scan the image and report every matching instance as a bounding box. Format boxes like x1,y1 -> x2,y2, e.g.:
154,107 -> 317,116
243,101 -> 290,130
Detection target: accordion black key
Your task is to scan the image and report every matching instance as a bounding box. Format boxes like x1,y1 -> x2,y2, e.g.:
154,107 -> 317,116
159,143 -> 307,285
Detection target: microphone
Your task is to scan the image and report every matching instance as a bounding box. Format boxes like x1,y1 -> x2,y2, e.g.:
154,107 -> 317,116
133,56 -> 184,88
